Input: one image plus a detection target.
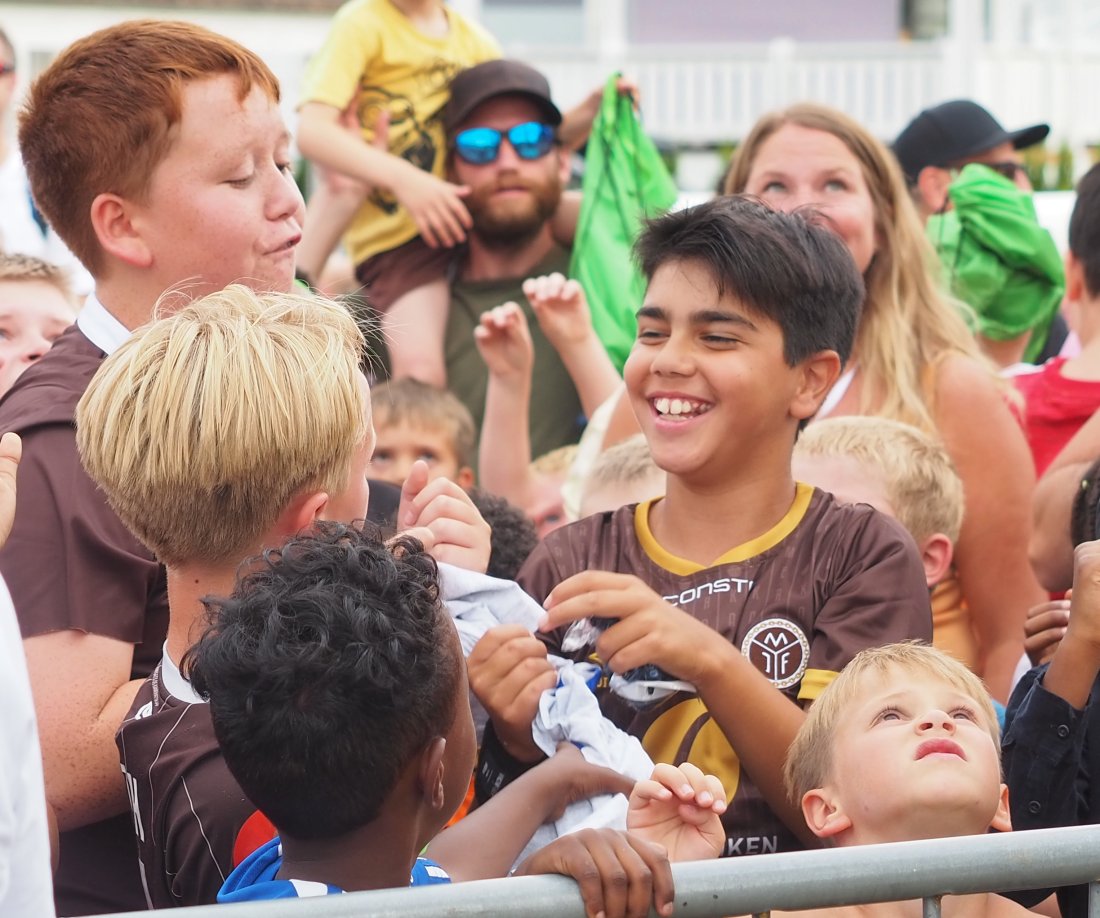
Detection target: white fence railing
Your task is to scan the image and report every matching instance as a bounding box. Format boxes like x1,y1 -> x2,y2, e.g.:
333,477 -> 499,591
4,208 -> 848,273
3,5 -> 1100,147
96,825 -> 1100,918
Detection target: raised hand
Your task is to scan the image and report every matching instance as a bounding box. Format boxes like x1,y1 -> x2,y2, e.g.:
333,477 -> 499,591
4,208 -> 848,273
628,762 -> 726,862
523,272 -> 593,350
397,459 -> 490,573
474,301 -> 534,381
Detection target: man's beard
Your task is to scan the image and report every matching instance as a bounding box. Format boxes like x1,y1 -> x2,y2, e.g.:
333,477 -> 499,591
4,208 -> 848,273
465,175 -> 562,249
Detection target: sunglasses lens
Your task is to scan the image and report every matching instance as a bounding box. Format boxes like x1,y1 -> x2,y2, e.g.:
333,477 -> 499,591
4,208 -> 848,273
989,162 -> 1023,181
455,127 -> 502,165
508,122 -> 555,160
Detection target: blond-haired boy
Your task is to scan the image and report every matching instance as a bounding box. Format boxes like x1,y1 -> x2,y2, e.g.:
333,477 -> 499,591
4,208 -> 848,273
793,416 -> 976,671
369,377 -> 475,490
783,641 -> 1028,918
579,433 -> 665,519
77,285 -> 488,906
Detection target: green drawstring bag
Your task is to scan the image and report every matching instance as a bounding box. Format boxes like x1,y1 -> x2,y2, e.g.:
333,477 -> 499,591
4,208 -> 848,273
927,163 -> 1065,362
570,75 -> 678,372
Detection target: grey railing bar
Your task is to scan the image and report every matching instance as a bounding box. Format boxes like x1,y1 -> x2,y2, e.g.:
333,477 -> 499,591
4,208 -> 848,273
97,824 -> 1100,918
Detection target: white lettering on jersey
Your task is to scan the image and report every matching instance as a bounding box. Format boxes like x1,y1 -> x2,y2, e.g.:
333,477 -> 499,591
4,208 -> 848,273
663,577 -> 754,607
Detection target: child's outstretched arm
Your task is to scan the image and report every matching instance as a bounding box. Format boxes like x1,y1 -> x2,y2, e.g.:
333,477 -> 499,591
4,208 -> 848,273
295,104 -> 380,285
475,302 -> 536,509
298,101 -> 471,249
424,743 -> 634,882
627,763 -> 726,862
524,273 -> 621,419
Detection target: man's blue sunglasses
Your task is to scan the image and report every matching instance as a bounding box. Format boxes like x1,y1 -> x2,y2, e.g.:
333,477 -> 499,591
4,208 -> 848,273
453,121 -> 556,165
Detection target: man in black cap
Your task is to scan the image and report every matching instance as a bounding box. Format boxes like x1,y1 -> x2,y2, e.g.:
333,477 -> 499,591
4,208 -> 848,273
894,99 -> 1065,366
441,60 -> 589,460
893,98 -> 1048,216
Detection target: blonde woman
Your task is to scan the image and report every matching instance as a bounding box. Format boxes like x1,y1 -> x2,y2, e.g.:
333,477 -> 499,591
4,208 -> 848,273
724,103 -> 1040,702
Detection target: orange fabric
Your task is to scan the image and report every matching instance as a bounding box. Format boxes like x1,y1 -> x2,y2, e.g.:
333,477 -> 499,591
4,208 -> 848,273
931,572 -> 979,672
445,775 -> 477,827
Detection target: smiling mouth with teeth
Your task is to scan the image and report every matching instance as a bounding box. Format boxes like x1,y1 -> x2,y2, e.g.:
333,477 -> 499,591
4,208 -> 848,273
652,397 -> 713,419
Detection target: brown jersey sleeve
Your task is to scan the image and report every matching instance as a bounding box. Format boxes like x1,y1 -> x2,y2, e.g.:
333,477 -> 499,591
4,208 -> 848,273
0,423 -> 162,644
801,506 -> 934,701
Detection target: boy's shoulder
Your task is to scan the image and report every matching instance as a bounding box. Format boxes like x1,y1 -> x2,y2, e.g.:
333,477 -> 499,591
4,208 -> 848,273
118,664 -> 261,908
0,324 -> 103,432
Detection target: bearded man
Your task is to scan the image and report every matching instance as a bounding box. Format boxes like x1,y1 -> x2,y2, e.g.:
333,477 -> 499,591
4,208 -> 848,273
442,60 -> 583,457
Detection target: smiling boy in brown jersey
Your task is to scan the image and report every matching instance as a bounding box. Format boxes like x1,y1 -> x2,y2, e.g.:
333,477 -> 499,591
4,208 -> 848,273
467,196 -> 933,856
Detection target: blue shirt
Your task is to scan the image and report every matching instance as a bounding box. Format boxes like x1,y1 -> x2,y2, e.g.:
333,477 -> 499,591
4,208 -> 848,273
218,837 -> 451,902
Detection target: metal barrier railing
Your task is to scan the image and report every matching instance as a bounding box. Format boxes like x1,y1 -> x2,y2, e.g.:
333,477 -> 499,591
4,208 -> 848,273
97,824 -> 1100,918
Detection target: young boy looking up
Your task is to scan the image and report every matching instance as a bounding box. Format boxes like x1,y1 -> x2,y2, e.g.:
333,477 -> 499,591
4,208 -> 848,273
792,416 -> 973,670
783,641 -> 1027,918
5,21 -> 303,913
192,522 -> 678,918
0,253 -> 78,397
369,377 -> 476,489
468,196 -> 933,857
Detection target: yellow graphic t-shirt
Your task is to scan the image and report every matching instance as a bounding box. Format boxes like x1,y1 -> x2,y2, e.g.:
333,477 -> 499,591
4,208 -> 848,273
301,0 -> 501,265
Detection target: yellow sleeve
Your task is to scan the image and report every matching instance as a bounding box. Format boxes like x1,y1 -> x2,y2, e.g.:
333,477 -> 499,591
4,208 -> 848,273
797,668 -> 839,704
301,1 -> 382,111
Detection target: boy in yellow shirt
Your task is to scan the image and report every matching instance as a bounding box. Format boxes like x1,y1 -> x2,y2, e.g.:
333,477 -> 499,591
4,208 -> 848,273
298,0 -> 499,385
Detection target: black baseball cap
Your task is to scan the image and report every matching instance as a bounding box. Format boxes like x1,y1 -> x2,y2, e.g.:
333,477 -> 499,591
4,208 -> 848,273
443,59 -> 562,134
892,99 -> 1049,183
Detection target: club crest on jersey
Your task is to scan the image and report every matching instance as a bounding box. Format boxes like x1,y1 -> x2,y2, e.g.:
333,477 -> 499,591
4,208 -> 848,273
740,619 -> 809,689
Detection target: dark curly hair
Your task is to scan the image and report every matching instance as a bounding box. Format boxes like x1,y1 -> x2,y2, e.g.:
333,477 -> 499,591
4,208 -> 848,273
185,522 -> 460,840
468,488 -> 539,581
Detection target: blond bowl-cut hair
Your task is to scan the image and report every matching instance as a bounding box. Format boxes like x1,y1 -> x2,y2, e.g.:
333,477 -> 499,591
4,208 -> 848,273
784,642 -> 998,809
76,286 -> 366,567
794,416 -> 964,544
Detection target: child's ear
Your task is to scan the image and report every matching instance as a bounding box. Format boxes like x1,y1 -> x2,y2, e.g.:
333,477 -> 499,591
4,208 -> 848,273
417,737 -> 448,811
918,532 -> 954,589
1065,250 -> 1085,304
791,351 -> 842,421
989,783 -> 1012,833
455,466 -> 475,491
90,193 -> 153,268
801,787 -> 853,839
275,489 -> 329,534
